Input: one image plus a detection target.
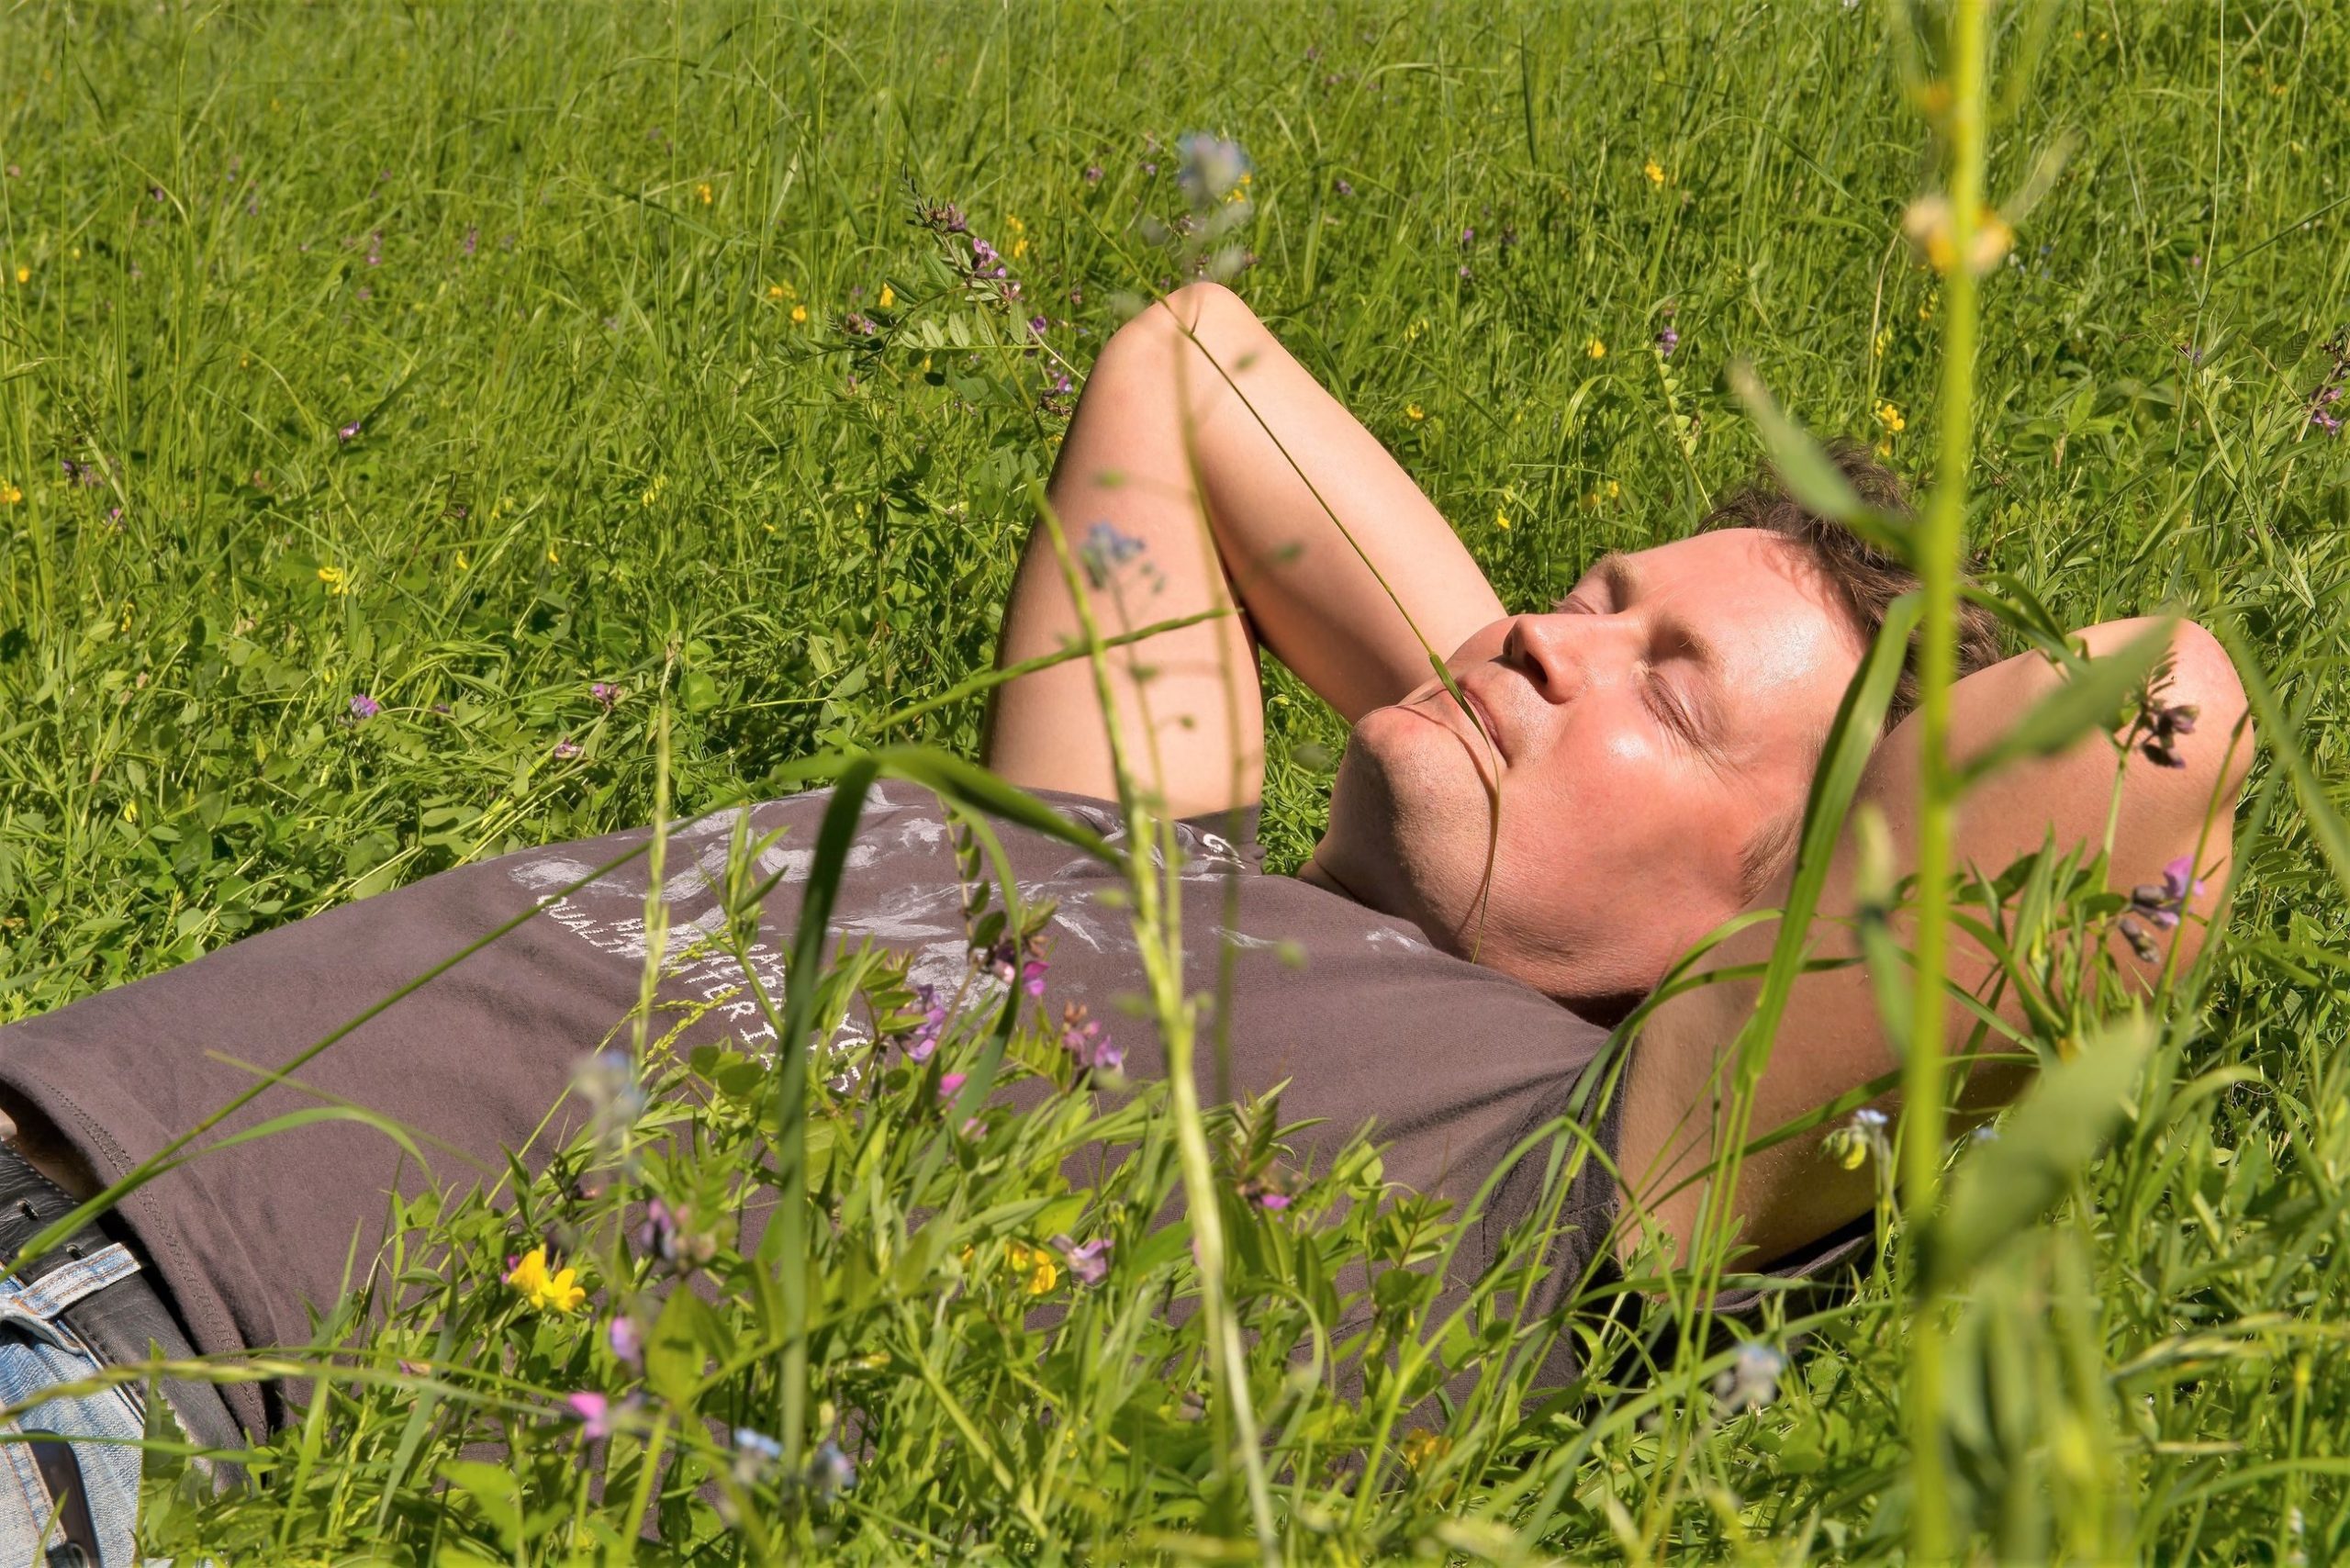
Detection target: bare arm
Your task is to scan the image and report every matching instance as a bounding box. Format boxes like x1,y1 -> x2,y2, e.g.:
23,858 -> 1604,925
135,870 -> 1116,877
982,282 -> 1505,818
1617,617 -> 2255,1266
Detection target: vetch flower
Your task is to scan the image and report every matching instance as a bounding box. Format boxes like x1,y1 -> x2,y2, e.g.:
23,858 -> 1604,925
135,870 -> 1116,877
565,1390 -> 642,1439
1655,326 -> 1681,357
553,738 -> 582,760
608,1315 -> 643,1367
896,983 -> 947,1063
1335,177 -> 1354,197
938,1072 -> 968,1099
1084,164 -> 1103,185
506,1246 -> 587,1314
1058,1002 -> 1123,1075
590,681 -> 621,709
348,693 -> 380,722
2131,856 -> 2206,931
633,1198 -> 718,1275
1050,1234 -> 1112,1286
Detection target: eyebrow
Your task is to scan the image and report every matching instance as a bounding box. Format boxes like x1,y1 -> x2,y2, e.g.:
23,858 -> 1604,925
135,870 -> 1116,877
1587,551 -> 1732,753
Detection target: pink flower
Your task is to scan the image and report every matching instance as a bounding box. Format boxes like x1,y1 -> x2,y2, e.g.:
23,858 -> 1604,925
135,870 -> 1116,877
938,1072 -> 967,1099
608,1316 -> 641,1367
565,1391 -> 617,1438
1051,1234 -> 1112,1286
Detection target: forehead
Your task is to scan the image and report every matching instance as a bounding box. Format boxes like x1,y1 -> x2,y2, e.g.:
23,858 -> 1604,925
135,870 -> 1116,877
1605,529 -> 1863,717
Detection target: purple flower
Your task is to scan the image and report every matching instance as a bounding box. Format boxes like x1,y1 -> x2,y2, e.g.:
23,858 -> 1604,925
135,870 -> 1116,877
1459,227 -> 1473,245
553,738 -> 581,760
1021,957 -> 1047,997
1080,521 -> 1147,588
1048,370 -> 1074,397
1051,1234 -> 1112,1286
365,230 -> 382,266
463,227 -> 478,257
354,286 -> 372,301
898,983 -> 947,1063
842,311 -> 878,337
1656,327 -> 1681,357
1058,1003 -> 1122,1075
2131,856 -> 2207,931
590,681 -> 621,709
633,1197 -> 715,1274
1027,313 -> 1048,336
338,419 -> 362,442
608,1316 -> 642,1367
2314,409 -> 2344,437
1458,264 -> 1472,280
1255,1191 -> 1292,1212
565,1391 -> 641,1439
349,693 -> 380,722
1084,164 -> 1103,185
1141,161 -> 1158,176
971,236 -> 999,269
1335,178 -> 1354,197
938,1072 -> 967,1099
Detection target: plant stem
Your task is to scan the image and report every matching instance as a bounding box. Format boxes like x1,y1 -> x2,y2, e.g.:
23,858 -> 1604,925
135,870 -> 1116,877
1906,0 -> 1989,1558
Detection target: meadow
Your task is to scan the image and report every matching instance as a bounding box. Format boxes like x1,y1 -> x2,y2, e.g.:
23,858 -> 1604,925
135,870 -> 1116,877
3,1 -> 2350,1561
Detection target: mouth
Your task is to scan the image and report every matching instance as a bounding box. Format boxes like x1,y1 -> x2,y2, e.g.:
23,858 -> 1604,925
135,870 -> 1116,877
1436,672 -> 1507,767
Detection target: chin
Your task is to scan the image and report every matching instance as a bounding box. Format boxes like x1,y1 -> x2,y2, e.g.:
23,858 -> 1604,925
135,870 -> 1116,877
1322,712 -> 1490,949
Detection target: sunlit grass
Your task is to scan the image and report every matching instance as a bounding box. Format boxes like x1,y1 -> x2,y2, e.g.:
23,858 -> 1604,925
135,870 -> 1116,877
2,1 -> 2348,1560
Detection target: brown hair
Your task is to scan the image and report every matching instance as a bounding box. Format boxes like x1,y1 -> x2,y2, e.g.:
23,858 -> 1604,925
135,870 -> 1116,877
1702,441 -> 2008,899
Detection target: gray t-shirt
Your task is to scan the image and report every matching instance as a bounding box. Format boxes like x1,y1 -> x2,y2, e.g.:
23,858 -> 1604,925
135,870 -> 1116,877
0,786 -> 1620,1437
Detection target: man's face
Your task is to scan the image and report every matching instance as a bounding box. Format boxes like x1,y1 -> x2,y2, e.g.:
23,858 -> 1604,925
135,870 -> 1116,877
1309,528 -> 1865,1012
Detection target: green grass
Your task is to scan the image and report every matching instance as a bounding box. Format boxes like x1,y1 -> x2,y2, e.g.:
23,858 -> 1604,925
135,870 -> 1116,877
4,1 -> 2350,1560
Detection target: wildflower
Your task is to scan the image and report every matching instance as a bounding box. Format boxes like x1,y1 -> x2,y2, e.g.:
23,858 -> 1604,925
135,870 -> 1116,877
633,1198 -> 718,1275
2137,696 -> 2200,769
1901,194 -> 2014,275
506,1246 -> 587,1314
1643,160 -> 1666,185
1714,1340 -> 1786,1411
1400,1428 -> 1451,1472
553,738 -> 581,760
572,1047 -> 645,1156
1004,1240 -> 1060,1294
1051,1234 -> 1113,1286
2131,855 -> 2206,930
878,284 -> 895,309
733,1426 -> 784,1481
1459,226 -> 1474,246
807,1438 -> 856,1502
1176,132 -> 1251,210
1058,1002 -> 1123,1075
1335,177 -> 1354,197
790,304 -> 809,324
2313,409 -> 2344,437
1585,338 -> 1607,360
12,265 -> 26,286
348,693 -> 380,722
1079,520 -> 1147,588
463,227 -> 478,257
695,182 -> 713,205
938,1072 -> 968,1099
455,551 -> 469,570
336,418 -> 363,442
1084,164 -> 1103,185
608,1315 -> 643,1367
2116,913 -> 2160,963
1238,1171 -> 1294,1212
365,230 -> 382,267
896,982 -> 947,1063
1494,510 -> 1511,532
1823,1105 -> 1890,1170
565,1390 -> 642,1439
1874,400 -> 1907,434
1655,326 -> 1681,357
1404,404 -> 1426,421
0,482 -> 19,507
590,680 -> 621,709
841,310 -> 878,337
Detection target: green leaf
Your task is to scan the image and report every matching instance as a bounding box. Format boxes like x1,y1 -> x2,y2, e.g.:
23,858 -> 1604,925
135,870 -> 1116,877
1956,619 -> 2171,787
1726,361 -> 1913,562
1929,1015 -> 2153,1289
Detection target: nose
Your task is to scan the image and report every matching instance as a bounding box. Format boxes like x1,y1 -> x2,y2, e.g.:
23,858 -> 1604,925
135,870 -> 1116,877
1502,612 -> 1626,705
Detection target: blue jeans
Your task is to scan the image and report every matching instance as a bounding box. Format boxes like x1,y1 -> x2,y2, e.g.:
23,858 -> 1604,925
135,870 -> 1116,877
0,1242 -> 151,1565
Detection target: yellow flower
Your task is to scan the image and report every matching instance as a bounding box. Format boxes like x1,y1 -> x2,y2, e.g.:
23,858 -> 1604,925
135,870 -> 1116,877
1606,479 -> 1621,499
317,564 -> 348,595
878,284 -> 895,309
1400,1428 -> 1452,1472
1874,440 -> 1894,459
1013,236 -> 1029,260
12,265 -> 27,285
1585,338 -> 1607,360
546,545 -> 561,565
767,284 -> 788,300
791,303 -> 809,324
1005,214 -> 1025,234
1494,510 -> 1511,532
0,481 -> 20,507
454,550 -> 469,571
1873,326 -> 1892,358
1874,400 -> 1907,433
1642,160 -> 1666,185
1005,1241 -> 1059,1295
695,182 -> 713,206
505,1246 -> 587,1314
1404,404 -> 1426,421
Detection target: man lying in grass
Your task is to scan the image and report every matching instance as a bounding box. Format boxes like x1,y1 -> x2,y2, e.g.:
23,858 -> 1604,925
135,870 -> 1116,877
0,281 -> 2248,1556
